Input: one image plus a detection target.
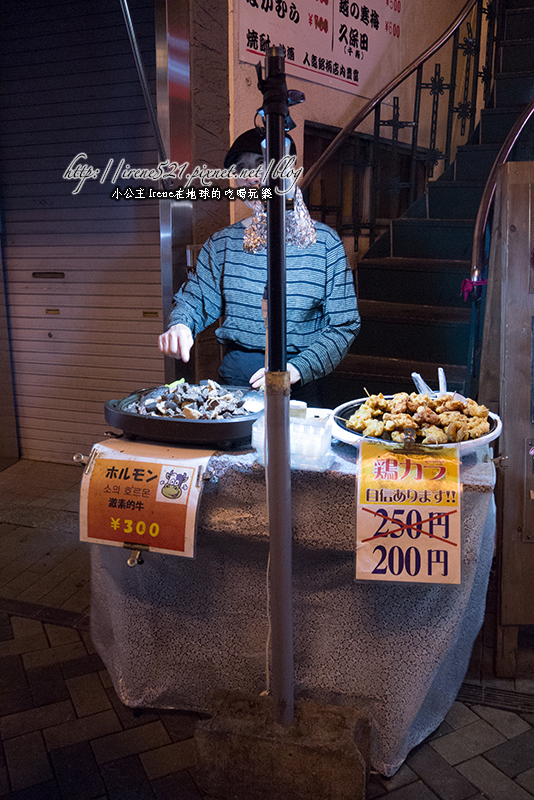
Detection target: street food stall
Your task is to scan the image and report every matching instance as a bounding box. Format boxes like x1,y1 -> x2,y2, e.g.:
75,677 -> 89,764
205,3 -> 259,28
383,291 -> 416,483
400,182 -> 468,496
80,380 -> 500,776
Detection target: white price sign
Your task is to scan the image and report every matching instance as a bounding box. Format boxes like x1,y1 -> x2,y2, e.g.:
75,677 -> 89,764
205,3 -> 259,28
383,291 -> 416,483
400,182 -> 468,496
356,441 -> 462,584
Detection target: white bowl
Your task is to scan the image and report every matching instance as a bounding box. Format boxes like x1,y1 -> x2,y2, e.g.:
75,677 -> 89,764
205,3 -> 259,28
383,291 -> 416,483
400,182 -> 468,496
332,396 -> 502,456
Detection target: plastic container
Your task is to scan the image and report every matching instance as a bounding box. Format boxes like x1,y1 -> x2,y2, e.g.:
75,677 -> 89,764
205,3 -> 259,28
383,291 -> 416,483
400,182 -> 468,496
252,408 -> 333,471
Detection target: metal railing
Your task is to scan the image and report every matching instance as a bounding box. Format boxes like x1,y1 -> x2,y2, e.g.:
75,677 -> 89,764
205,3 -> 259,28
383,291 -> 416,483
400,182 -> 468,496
301,0 -> 495,250
470,97 -> 534,287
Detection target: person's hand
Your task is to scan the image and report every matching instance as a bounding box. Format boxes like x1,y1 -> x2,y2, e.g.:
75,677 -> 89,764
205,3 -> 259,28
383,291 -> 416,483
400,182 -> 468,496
249,363 -> 301,389
158,324 -> 194,362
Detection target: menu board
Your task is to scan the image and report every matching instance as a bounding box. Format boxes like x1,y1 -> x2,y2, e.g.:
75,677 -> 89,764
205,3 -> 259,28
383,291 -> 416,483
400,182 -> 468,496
238,0 -> 404,96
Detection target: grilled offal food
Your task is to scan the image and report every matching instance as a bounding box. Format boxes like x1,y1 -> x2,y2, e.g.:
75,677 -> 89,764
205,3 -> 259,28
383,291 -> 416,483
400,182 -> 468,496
123,380 -> 250,420
346,392 -> 490,444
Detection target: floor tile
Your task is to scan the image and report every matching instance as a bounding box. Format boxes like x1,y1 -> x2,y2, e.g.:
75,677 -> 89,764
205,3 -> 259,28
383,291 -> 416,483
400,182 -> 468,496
157,709 -> 201,742
0,634 -> 49,658
59,651 -> 105,680
44,623 -> 81,648
0,656 -> 28,695
139,738 -> 197,780
483,728 -> 534,778
0,688 -> 35,718
0,601 -> 46,622
0,699 -> 75,740
25,663 -> 64,685
480,677 -> 516,691
90,721 -> 171,765
0,626 -> 14,644
66,672 -> 111,718
34,607 -> 86,628
424,721 -> 453,742
100,754 -> 156,800
516,766 -> 534,795
30,676 -> 70,707
367,780 -> 440,799
80,631 -> 96,654
4,731 -> 53,791
49,740 -> 105,800
471,704 -> 532,739
151,770 -> 204,800
22,641 -> 87,671
366,773 -> 386,799
0,760 -> 9,796
10,619 -> 44,639
1,779 -> 62,799
429,719 -> 506,765
105,690 -> 160,730
515,680 -> 534,696
456,755 -> 533,800
99,670 -> 113,690
43,709 -> 122,751
443,702 -> 479,731
406,743 -> 477,800
376,763 -> 417,792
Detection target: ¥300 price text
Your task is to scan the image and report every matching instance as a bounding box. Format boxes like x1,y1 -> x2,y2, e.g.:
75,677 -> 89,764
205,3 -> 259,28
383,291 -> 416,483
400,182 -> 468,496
110,517 -> 160,538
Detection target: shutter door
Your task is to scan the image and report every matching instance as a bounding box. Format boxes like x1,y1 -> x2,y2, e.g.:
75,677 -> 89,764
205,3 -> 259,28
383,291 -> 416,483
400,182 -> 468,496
0,0 -> 164,463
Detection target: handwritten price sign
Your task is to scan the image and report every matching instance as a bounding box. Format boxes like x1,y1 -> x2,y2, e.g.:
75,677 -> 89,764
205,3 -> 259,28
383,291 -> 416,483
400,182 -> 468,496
356,441 -> 462,584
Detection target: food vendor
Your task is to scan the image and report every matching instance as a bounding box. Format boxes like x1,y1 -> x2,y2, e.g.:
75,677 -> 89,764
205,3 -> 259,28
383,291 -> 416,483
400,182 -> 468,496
158,127 -> 361,406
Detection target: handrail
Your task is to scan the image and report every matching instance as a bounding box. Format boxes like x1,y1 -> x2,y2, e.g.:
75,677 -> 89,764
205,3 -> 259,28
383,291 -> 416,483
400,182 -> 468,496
470,97 -> 534,285
300,0 -> 478,192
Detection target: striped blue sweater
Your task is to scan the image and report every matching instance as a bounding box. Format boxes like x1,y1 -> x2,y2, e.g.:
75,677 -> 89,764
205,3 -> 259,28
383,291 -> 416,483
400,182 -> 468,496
169,220 -> 360,385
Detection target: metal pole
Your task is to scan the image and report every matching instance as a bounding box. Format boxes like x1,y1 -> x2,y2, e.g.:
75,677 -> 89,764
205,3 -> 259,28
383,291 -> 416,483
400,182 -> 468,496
262,47 -> 294,726
119,0 -> 169,166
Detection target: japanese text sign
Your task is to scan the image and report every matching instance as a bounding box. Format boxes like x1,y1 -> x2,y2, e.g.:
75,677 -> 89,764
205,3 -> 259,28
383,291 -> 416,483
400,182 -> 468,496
238,0 -> 403,97
356,441 -> 461,584
79,441 -> 215,558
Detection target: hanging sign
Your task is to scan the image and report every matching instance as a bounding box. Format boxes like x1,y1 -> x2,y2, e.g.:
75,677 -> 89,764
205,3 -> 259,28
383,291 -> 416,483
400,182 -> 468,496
356,441 -> 461,584
79,440 -> 215,558
238,0 -> 404,97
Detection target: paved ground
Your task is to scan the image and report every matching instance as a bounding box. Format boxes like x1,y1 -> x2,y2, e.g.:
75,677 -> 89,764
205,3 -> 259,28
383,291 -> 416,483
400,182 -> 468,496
0,458 -> 533,799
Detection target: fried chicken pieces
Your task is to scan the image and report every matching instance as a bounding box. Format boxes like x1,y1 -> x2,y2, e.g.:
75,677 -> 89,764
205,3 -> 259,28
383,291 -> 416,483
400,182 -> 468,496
346,392 -> 490,444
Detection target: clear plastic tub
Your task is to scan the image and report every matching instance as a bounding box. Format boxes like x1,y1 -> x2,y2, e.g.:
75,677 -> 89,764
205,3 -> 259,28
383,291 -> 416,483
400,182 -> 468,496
252,408 -> 333,471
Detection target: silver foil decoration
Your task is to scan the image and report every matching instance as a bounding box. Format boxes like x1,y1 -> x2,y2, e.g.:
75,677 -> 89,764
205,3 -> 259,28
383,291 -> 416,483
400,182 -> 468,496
243,186 -> 317,253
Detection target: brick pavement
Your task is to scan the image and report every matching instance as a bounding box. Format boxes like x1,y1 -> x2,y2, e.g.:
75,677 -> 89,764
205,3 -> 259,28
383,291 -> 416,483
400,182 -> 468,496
0,459 -> 533,799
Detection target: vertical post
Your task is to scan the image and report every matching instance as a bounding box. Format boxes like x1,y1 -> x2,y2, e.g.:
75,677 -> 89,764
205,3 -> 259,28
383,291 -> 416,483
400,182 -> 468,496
409,65 -> 423,206
262,46 -> 294,726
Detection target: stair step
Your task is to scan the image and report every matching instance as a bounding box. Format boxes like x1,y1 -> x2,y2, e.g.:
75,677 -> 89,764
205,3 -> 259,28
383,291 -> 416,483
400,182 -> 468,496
425,181 -> 485,219
357,257 -> 470,307
501,39 -> 534,73
333,354 -> 467,394
391,218 -> 474,260
480,106 -> 534,144
494,71 -> 534,108
358,299 -> 471,324
359,257 -> 471,273
402,193 -> 427,219
505,8 -> 534,40
353,307 -> 469,364
455,143 -> 501,180
454,141 -> 534,180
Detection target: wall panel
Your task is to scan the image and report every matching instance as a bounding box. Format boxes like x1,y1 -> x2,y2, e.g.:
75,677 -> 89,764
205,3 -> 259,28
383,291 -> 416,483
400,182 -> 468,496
0,0 -> 163,463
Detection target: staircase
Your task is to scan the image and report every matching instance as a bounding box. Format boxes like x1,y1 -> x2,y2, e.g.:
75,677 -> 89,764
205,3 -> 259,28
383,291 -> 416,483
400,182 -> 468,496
323,0 -> 534,408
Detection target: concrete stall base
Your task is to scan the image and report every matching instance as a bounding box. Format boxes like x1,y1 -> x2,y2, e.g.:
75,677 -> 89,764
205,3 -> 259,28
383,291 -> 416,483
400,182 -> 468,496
194,691 -> 370,800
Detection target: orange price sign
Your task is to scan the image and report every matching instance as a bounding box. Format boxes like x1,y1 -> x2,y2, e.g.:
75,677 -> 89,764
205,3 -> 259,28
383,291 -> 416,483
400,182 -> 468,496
79,440 -> 215,557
